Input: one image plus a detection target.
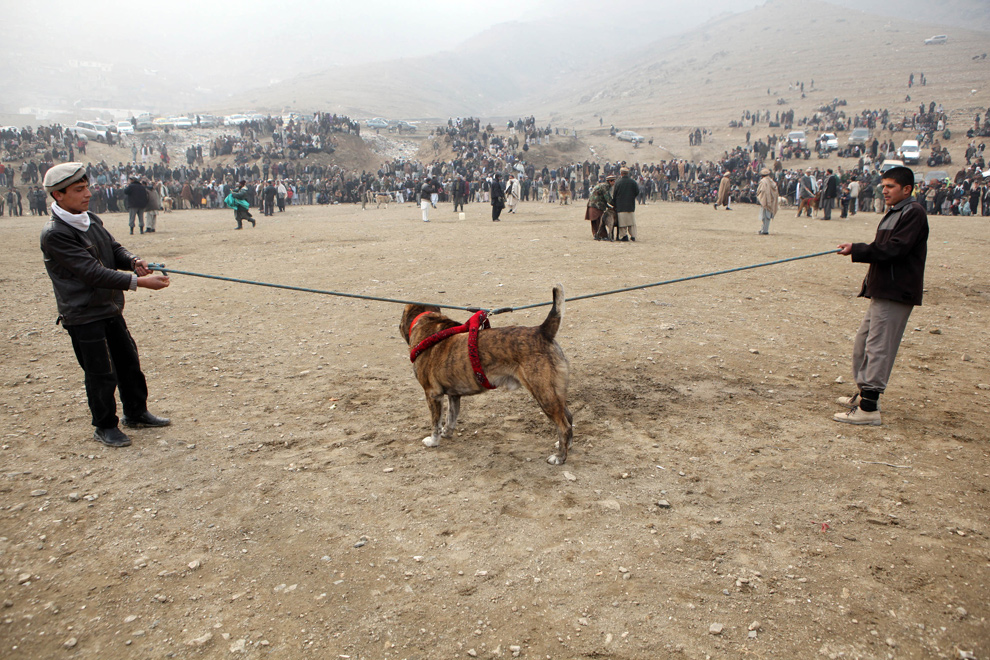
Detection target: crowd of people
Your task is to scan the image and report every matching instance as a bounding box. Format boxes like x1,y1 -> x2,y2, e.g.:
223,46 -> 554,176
3,102 -> 988,223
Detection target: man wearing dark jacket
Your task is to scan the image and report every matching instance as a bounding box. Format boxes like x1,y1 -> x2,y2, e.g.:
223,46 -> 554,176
123,176 -> 149,234
821,168 -> 838,220
612,167 -> 640,241
40,163 -> 171,447
490,173 -> 506,221
833,166 -> 928,426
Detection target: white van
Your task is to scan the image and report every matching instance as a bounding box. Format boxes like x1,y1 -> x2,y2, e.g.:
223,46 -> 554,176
898,140 -> 921,165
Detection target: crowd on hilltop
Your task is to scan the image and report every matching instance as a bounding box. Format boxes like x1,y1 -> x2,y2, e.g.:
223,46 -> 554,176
2,104 -> 988,219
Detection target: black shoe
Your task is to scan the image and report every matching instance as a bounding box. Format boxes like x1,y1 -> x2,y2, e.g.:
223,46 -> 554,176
250,219 -> 256,227
122,411 -> 171,428
619,236 -> 629,242
630,236 -> 636,241
130,228 -> 134,234
94,427 -> 131,447
235,225 -> 242,230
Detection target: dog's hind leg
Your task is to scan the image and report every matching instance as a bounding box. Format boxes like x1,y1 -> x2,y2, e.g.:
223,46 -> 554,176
441,395 -> 460,439
423,394 -> 444,447
524,379 -> 573,465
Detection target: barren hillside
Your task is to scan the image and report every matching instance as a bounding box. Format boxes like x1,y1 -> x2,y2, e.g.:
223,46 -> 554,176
524,0 -> 990,133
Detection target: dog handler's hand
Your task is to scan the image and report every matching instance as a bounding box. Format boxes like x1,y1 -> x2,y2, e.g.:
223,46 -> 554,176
138,273 -> 170,290
837,243 -> 852,256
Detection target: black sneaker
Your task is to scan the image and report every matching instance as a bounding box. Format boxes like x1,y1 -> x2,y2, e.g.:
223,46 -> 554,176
122,411 -> 171,428
94,427 -> 132,447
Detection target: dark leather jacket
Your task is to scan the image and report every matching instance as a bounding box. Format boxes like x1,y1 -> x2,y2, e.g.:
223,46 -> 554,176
40,213 -> 137,326
851,197 -> 928,306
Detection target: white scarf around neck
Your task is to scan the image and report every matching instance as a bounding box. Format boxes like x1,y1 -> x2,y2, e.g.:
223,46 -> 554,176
52,202 -> 91,231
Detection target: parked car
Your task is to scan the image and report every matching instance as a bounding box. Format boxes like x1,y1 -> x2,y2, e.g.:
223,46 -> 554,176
390,120 -> 417,133
923,170 -> 950,184
786,130 -> 807,147
818,133 -> 838,151
169,117 -> 193,129
134,114 -> 153,131
924,35 -> 948,45
116,121 -> 134,135
68,120 -> 105,141
897,139 -> 921,165
365,117 -> 389,129
880,159 -> 904,173
224,114 -> 251,126
848,127 -> 871,147
196,115 -> 220,128
616,130 -> 644,144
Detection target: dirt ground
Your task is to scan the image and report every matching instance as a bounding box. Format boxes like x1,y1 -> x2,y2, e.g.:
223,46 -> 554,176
1,198 -> 988,660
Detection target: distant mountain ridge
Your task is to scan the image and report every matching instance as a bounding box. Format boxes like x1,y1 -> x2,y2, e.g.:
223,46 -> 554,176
223,0 -> 989,123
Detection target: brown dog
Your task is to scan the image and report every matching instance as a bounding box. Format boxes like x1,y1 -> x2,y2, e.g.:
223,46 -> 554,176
399,285 -> 573,464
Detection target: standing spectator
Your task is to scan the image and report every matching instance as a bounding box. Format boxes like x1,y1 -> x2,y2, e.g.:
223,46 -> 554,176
796,168 -> 817,217
452,174 -> 468,214
420,178 -> 434,222
612,167 -> 640,241
122,177 -> 149,234
505,174 -> 520,214
262,181 -> 277,216
490,173 -> 505,222
714,171 -> 732,210
756,167 -> 778,235
833,166 -> 928,426
821,168 -> 839,220
145,180 -> 162,233
848,178 -> 861,215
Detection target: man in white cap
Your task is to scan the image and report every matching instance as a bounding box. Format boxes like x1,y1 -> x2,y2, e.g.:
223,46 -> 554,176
40,163 -> 172,448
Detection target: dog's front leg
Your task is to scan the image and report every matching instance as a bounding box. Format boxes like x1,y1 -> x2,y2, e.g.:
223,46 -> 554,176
441,395 -> 461,438
423,394 -> 444,447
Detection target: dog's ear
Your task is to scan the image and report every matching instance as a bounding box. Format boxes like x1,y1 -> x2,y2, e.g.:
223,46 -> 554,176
400,305 -> 415,343
400,305 -> 441,343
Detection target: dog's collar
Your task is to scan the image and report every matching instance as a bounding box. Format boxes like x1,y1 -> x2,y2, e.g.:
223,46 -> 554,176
409,311 -> 435,334
409,310 -> 495,390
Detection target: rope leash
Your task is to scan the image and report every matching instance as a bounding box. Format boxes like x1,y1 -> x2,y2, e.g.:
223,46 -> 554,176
146,264 -> 484,313
147,249 -> 839,316
501,249 -> 841,314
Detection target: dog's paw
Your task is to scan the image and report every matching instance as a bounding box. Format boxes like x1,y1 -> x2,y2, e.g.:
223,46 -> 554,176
422,436 -> 439,448
546,454 -> 565,465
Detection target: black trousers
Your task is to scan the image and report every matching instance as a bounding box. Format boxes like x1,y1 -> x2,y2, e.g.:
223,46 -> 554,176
66,316 -> 148,429
492,204 -> 504,221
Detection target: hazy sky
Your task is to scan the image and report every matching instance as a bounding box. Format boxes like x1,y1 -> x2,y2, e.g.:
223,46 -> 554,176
3,0 -> 765,113
11,0 -> 763,71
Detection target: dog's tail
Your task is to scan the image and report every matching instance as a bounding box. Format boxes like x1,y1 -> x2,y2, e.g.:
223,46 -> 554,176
540,284 -> 565,341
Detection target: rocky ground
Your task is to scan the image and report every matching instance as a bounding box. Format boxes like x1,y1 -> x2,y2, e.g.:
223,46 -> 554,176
1,198 -> 988,659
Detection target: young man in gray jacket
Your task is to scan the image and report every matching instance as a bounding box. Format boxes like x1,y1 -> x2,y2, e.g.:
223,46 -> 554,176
40,163 -> 171,447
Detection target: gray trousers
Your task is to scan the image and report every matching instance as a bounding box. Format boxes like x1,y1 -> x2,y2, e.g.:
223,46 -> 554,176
759,208 -> 773,234
128,207 -> 144,230
852,298 -> 914,394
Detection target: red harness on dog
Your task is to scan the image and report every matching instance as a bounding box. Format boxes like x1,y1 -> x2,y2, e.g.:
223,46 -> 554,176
409,310 -> 496,389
